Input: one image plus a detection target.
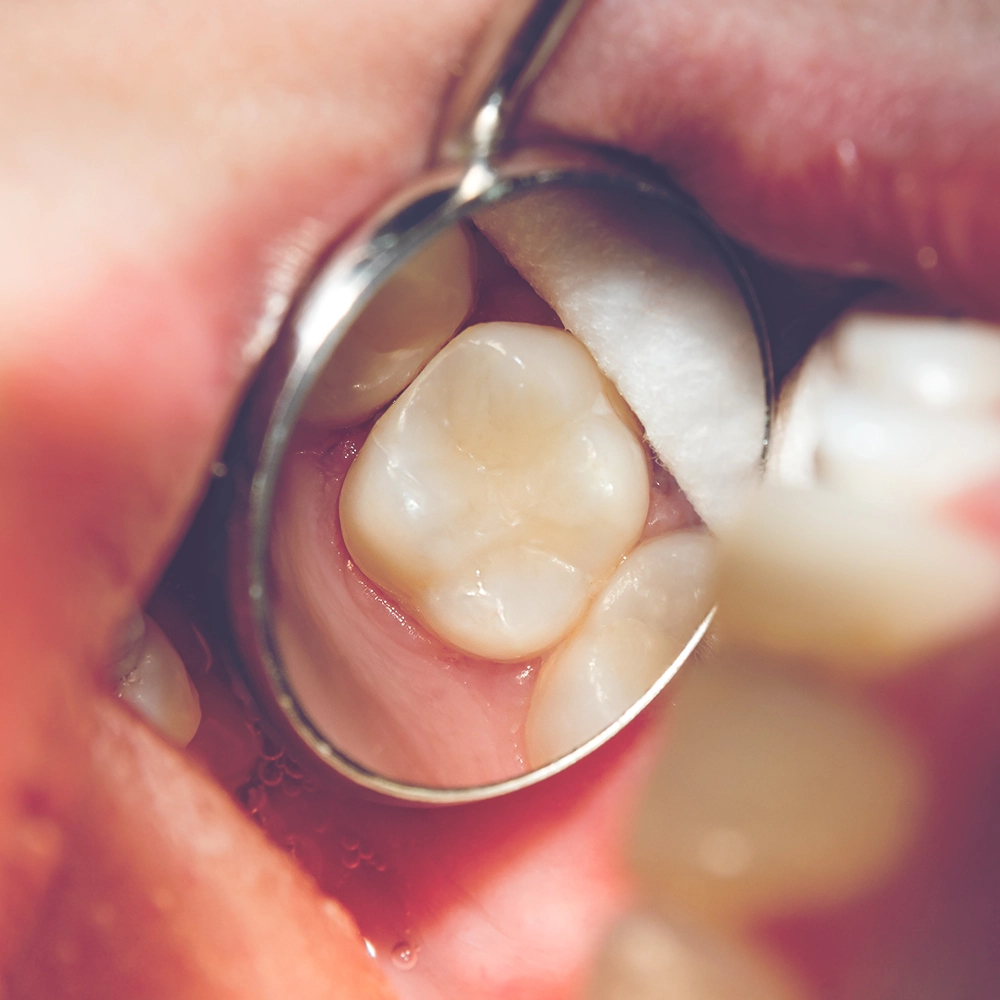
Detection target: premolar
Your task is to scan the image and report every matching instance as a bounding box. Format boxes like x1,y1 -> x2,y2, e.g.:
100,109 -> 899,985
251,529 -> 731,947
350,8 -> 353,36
339,321 -> 650,661
715,485 -> 1000,676
630,655 -> 923,925
301,226 -> 474,428
525,529 -> 715,767
113,612 -> 202,747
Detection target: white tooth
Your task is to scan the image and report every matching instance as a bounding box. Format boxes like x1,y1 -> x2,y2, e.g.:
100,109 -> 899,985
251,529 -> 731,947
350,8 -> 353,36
586,910 -> 808,1000
716,486 -> 1000,675
817,388 -> 1000,508
476,188 -> 767,531
301,226 -> 474,427
114,613 -> 202,747
833,309 -> 1000,413
340,321 -> 650,660
525,530 -> 714,766
630,655 -> 924,925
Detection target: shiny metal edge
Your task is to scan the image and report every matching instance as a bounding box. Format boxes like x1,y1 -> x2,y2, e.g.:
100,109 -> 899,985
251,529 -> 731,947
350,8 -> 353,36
228,144 -> 774,805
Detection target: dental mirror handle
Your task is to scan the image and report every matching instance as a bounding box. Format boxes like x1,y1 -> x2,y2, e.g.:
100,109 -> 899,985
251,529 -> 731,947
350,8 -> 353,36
433,0 -> 588,166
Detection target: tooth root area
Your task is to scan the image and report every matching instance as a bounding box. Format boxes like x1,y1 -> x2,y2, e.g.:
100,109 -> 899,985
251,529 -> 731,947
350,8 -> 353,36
301,226 -> 474,428
113,612 -> 202,748
587,911 -> 808,1000
339,321 -> 650,660
525,529 -> 715,767
717,485 -> 1000,674
630,655 -> 924,925
833,309 -> 1000,413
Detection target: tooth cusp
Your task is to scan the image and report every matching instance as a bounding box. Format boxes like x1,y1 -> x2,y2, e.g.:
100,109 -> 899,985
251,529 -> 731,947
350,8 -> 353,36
340,321 -> 650,660
526,529 -> 715,766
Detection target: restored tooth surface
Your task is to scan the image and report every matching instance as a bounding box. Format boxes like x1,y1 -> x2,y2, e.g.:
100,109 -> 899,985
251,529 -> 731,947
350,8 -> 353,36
716,486 -> 1000,675
833,310 -> 1000,412
301,226 -> 474,428
586,910 -> 808,1000
525,530 -> 715,766
114,612 -> 202,747
630,655 -> 924,925
476,188 -> 767,531
339,321 -> 650,660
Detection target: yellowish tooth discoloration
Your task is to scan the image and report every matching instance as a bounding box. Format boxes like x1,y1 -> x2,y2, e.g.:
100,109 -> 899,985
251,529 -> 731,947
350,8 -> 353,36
715,486 -> 1000,676
114,612 -> 202,748
630,655 -> 923,925
301,226 -> 474,428
586,911 -> 810,1000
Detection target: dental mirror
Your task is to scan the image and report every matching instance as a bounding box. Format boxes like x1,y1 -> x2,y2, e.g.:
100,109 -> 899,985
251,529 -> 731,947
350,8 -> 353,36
227,0 -> 773,803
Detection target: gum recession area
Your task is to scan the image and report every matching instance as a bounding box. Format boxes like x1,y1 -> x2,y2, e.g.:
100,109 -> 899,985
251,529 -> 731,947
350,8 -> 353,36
272,413 -> 697,788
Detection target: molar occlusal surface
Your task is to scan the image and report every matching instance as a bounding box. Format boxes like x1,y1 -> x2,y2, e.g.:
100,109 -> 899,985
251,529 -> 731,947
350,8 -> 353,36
339,321 -> 650,661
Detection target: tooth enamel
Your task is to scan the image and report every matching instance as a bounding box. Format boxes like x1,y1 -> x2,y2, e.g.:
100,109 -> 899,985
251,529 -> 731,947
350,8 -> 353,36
475,188 -> 767,531
715,486 -> 1000,675
630,655 -> 923,924
114,612 -> 202,747
525,529 -> 715,766
586,911 -> 808,1000
773,302 -> 1000,507
301,226 -> 474,427
339,321 -> 650,660
833,310 -> 1000,413
816,388 -> 1000,508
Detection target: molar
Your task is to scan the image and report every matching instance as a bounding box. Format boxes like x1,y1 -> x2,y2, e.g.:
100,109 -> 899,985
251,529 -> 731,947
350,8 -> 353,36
113,611 -> 202,747
339,321 -> 650,661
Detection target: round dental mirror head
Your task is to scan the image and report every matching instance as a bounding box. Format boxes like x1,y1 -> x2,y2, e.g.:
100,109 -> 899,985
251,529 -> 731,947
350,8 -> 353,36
227,0 -> 774,804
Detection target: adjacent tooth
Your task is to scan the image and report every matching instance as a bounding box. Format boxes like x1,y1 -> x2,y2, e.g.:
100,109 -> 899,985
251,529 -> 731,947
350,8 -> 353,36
715,486 -> 1000,676
630,655 -> 924,924
772,301 -> 1000,507
476,188 -> 767,531
525,530 -> 715,766
816,389 -> 1000,508
339,321 -> 650,660
113,612 -> 202,747
301,226 -> 474,427
586,910 -> 808,1000
832,309 -> 1000,413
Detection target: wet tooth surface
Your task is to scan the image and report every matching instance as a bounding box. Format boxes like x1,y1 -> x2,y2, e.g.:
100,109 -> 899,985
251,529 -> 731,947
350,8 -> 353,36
716,486 -> 1000,675
586,910 -> 808,1000
114,613 -> 202,747
339,321 -> 650,660
833,310 -> 1000,412
476,189 -> 767,531
525,530 -> 714,767
301,226 -> 474,428
630,655 -> 923,924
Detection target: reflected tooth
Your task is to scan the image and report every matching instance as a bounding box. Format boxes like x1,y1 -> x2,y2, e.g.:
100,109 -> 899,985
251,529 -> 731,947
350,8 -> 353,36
476,189 -> 767,530
340,321 -> 650,660
833,310 -> 1000,412
114,613 -> 202,747
301,226 -> 474,427
817,388 -> 1000,508
716,486 -> 1000,675
587,910 -> 808,1000
525,530 -> 714,766
630,655 -> 924,924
